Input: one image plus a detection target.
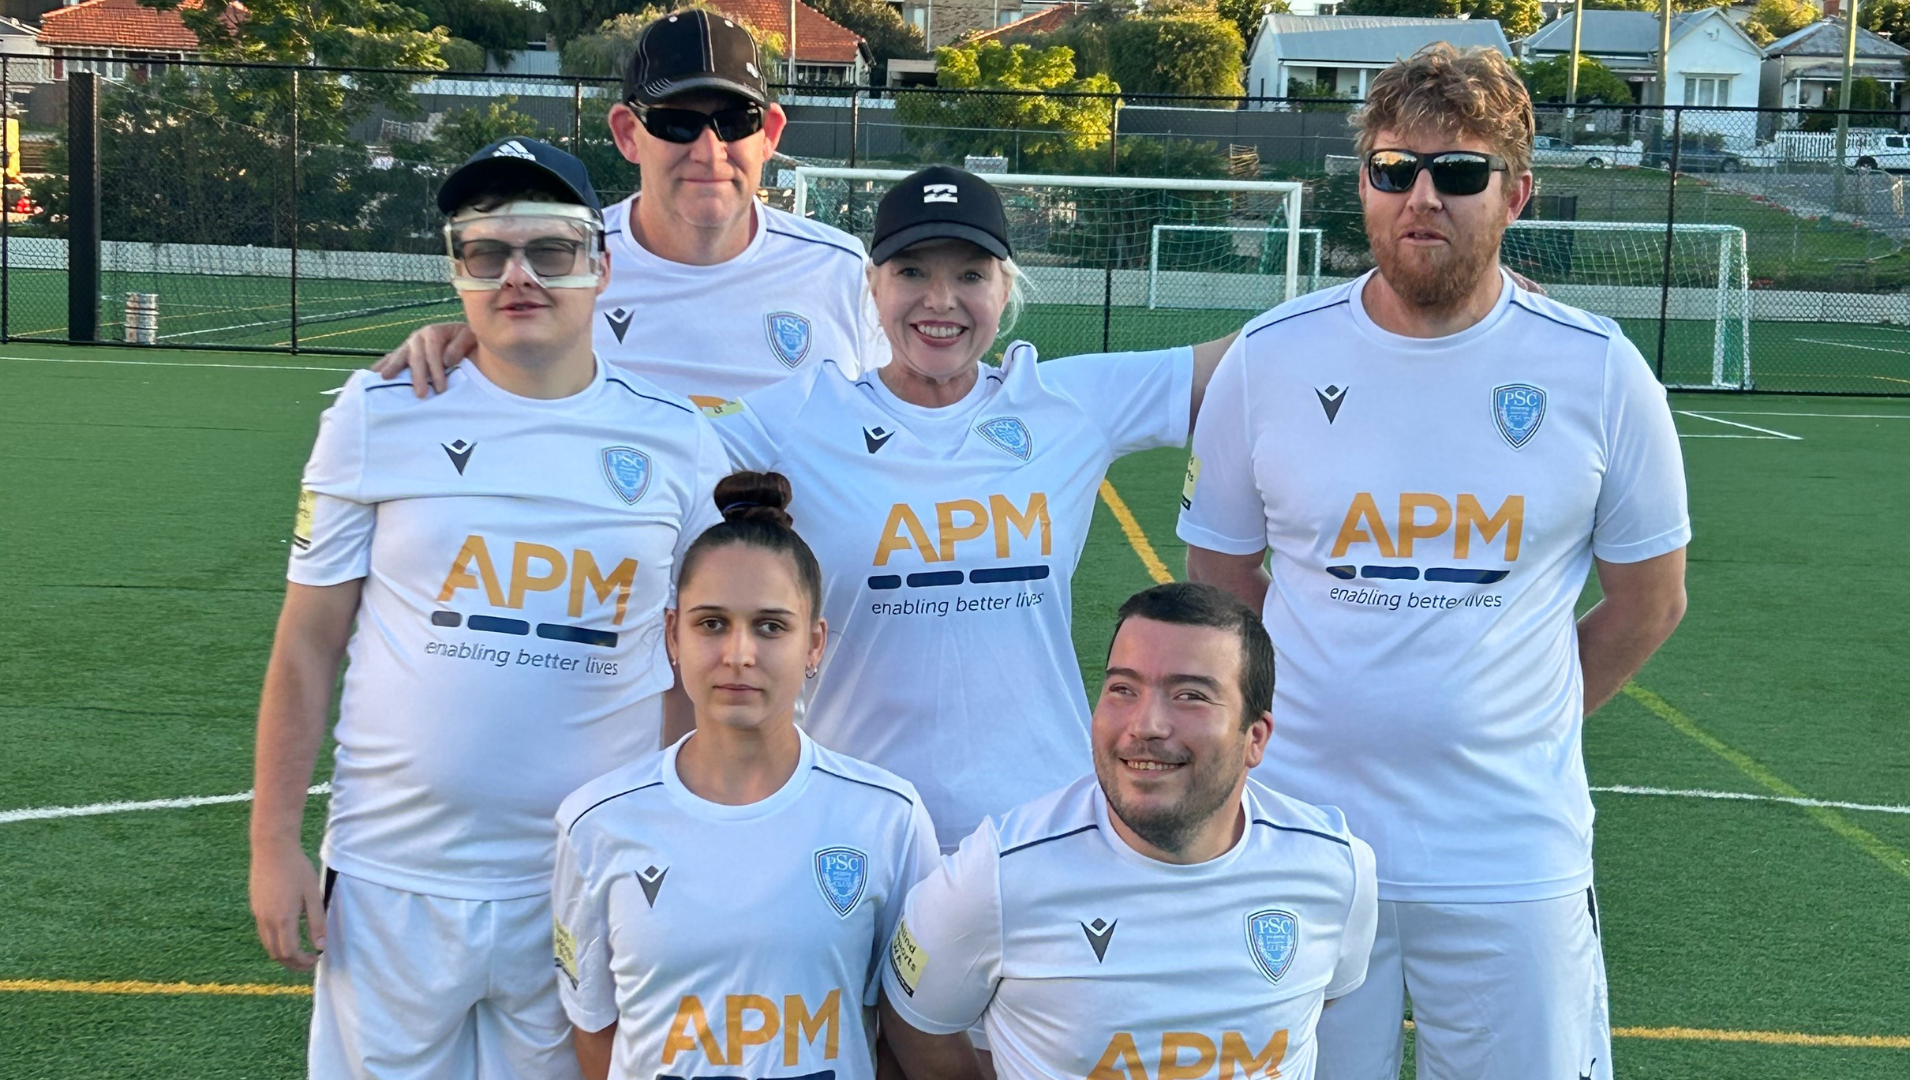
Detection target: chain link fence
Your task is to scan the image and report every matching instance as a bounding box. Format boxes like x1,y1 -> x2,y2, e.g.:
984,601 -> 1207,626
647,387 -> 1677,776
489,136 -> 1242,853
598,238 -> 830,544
2,58 -> 1906,393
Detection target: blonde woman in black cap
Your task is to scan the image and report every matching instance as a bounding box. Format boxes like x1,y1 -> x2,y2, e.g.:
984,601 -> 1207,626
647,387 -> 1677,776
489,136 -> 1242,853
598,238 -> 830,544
707,164 -> 1235,857
252,138 -> 729,1079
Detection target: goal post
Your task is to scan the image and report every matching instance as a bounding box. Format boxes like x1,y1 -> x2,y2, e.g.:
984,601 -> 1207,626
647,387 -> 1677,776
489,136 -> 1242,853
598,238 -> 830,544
790,167 -> 1306,356
1146,224 -> 1323,310
1502,221 -> 1751,390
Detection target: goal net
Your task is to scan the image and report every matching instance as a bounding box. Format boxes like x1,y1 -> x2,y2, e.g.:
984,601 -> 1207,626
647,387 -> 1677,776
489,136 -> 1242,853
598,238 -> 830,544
1147,225 -> 1323,311
791,167 -> 1304,358
1501,221 -> 1751,390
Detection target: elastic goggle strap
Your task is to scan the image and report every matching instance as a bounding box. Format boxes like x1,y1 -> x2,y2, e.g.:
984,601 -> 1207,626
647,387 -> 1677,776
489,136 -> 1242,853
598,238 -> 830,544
444,201 -> 607,291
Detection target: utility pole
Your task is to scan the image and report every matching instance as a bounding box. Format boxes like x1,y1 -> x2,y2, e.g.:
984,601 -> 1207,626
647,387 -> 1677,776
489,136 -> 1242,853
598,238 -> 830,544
788,0 -> 798,87
1657,0 -> 1673,166
1566,0 -> 1584,120
1834,0 -> 1862,214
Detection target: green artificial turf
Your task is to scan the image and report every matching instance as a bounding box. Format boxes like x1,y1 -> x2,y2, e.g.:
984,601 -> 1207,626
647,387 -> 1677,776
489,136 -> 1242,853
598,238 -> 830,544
1,343 -> 1906,1078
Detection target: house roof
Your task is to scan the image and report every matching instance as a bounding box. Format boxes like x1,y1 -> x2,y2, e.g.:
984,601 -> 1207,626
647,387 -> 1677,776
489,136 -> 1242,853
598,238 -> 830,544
707,0 -> 866,64
1521,9 -> 1746,57
969,2 -> 1087,42
36,0 -> 226,51
1256,14 -> 1512,63
1764,20 -> 1909,59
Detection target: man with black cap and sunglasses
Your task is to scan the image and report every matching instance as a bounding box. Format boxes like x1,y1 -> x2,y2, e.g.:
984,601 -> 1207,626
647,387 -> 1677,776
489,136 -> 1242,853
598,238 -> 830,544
375,8 -> 885,408
252,137 -> 727,1079
1178,44 -> 1688,1080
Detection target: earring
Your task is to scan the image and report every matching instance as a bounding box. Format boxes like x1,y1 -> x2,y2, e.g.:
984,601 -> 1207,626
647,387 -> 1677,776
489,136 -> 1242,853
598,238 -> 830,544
805,665 -> 818,679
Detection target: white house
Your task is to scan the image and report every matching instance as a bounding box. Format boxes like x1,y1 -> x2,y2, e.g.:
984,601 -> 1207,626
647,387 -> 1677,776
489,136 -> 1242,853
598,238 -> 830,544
1245,14 -> 1512,106
1760,21 -> 1908,116
1519,9 -> 1763,144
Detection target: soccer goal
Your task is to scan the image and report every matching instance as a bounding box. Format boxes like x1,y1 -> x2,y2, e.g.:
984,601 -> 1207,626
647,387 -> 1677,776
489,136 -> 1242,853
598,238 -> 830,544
791,167 -> 1306,357
1502,221 -> 1752,390
1146,224 -> 1323,310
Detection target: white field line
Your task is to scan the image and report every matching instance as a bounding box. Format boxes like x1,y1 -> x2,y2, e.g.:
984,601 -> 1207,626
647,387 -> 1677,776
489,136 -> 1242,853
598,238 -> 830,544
1794,337 -> 1910,356
0,784 -> 331,824
1591,785 -> 1910,815
0,354 -> 357,373
5,782 -> 1909,824
1676,410 -> 1803,440
1688,411 -> 1910,420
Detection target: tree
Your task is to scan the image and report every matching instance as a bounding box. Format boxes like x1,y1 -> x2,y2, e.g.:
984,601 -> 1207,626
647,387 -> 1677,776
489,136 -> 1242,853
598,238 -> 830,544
1741,0 -> 1818,45
1339,0 -> 1542,38
1799,75 -> 1897,129
896,40 -> 1118,167
1215,0 -> 1286,48
560,6 -> 784,79
1862,0 -> 1910,49
1104,3 -> 1245,102
808,0 -> 927,83
1520,54 -> 1633,103
410,0 -> 535,64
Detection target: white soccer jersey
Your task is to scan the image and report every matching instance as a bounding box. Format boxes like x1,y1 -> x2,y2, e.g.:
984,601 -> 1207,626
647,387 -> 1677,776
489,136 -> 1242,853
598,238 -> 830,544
712,343 -> 1193,848
553,730 -> 939,1080
1177,270 -> 1690,903
883,776 -> 1378,1080
595,197 -> 888,404
290,359 -> 728,899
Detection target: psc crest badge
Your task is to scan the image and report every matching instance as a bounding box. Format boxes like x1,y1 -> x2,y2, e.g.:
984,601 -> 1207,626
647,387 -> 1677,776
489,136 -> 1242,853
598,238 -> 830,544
1492,383 -> 1547,449
601,446 -> 652,505
975,416 -> 1033,461
1245,909 -> 1299,984
765,312 -> 812,368
814,847 -> 868,918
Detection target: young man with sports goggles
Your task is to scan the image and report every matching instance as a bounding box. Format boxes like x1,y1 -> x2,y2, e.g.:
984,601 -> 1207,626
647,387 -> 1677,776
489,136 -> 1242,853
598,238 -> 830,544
377,9 -> 886,407
1181,44 -> 1687,1080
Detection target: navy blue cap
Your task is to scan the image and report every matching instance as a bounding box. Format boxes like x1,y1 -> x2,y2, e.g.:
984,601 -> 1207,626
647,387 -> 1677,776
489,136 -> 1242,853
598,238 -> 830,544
871,165 -> 1012,264
437,138 -> 602,216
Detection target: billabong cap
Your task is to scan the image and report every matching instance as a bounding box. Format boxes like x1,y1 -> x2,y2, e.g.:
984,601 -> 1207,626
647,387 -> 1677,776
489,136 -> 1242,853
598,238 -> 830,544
871,165 -> 1013,264
437,138 -> 602,215
625,9 -> 769,107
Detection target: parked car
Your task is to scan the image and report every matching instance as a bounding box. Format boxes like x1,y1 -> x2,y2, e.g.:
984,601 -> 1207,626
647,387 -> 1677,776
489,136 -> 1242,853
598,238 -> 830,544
1532,135 -> 1642,168
1643,146 -> 1744,173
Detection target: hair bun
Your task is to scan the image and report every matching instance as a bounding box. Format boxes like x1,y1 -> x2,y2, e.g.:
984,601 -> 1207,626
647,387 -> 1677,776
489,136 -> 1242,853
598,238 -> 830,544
713,471 -> 794,528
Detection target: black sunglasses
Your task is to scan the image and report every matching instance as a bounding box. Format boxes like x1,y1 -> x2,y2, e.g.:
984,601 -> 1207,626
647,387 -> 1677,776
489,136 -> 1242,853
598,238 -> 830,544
633,104 -> 765,144
1365,149 -> 1507,196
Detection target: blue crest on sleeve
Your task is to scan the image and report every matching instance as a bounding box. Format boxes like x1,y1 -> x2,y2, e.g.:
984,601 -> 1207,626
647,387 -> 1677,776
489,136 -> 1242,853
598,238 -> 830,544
975,416 -> 1033,461
814,847 -> 868,918
1246,909 -> 1299,983
601,446 -> 652,505
1493,384 -> 1547,449
765,312 -> 812,368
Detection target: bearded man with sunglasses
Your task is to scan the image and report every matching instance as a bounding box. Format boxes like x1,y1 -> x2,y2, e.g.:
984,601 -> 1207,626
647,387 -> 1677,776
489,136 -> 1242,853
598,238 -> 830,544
376,9 -> 885,405
1178,45 -> 1688,1080
252,139 -> 727,1079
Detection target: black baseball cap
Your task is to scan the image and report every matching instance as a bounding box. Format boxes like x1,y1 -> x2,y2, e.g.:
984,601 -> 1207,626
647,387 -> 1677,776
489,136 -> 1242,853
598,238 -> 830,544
871,166 -> 1013,264
437,138 -> 602,215
625,9 -> 769,108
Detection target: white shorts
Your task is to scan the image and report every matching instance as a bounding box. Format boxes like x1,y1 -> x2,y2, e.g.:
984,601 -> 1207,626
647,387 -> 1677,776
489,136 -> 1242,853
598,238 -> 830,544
1315,889 -> 1611,1080
310,870 -> 582,1080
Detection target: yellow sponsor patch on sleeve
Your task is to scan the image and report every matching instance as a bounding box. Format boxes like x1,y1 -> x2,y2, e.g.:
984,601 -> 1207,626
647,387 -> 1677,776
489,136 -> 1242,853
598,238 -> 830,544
689,395 -> 743,419
552,916 -> 579,988
888,917 -> 928,997
1180,455 -> 1202,511
293,488 -> 317,550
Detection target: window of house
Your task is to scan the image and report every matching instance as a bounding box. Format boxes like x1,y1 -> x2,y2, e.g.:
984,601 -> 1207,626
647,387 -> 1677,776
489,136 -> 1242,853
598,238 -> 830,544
902,4 -> 927,32
1684,76 -> 1730,107
795,64 -> 846,85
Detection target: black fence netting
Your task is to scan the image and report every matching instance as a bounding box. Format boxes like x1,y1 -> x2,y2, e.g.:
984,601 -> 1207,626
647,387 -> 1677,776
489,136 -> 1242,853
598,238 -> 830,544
2,57 -> 1906,394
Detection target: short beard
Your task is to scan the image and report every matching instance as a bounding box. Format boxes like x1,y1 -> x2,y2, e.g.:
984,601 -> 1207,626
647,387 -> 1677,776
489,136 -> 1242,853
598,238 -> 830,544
1095,740 -> 1244,857
1366,208 -> 1506,316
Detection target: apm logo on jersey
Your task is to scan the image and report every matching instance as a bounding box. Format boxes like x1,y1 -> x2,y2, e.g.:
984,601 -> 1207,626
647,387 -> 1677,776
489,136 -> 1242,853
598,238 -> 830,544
870,494 -> 1052,590
661,991 -> 842,1069
765,312 -> 812,368
434,537 -> 639,647
1088,1030 -> 1290,1080
814,847 -> 868,917
1325,492 -> 1523,585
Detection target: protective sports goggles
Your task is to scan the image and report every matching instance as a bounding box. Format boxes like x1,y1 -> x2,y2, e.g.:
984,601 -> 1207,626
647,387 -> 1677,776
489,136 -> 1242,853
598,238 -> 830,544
1364,150 -> 1507,196
633,104 -> 765,144
443,202 -> 606,291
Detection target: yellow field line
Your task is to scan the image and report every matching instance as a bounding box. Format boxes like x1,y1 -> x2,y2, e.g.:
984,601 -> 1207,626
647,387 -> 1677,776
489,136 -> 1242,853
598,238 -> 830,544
1098,479 -> 1175,586
0,978 -> 310,997
1404,1018 -> 1910,1048
1622,683 -> 1910,882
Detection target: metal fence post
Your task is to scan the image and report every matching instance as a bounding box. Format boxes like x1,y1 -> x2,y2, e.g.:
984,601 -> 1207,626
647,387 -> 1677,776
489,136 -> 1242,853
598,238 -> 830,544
573,80 -> 584,151
848,86 -> 860,168
3,53 -> 11,344
289,67 -> 300,353
1102,92 -> 1119,352
1654,107 -> 1682,382
67,71 -> 99,343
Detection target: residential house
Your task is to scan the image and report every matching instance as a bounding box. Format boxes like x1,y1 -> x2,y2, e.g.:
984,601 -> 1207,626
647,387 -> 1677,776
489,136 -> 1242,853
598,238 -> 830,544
1518,9 -> 1763,144
36,0 -> 233,82
1245,14 -> 1511,106
1760,20 -> 1908,118
0,16 -> 53,84
711,0 -> 871,85
964,1 -> 1086,43
891,0 -> 1034,49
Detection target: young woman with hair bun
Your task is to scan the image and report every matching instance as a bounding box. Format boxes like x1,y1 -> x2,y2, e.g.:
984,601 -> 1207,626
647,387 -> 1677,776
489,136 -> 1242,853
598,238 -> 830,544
551,471 -> 939,1080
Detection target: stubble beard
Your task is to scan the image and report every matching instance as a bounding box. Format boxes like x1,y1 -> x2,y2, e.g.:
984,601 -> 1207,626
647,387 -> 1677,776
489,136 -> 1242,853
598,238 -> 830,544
1095,741 -> 1244,858
1367,210 -> 1506,316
